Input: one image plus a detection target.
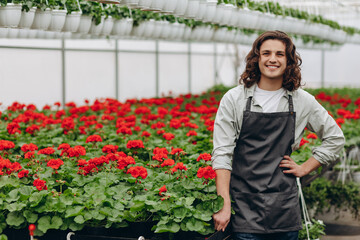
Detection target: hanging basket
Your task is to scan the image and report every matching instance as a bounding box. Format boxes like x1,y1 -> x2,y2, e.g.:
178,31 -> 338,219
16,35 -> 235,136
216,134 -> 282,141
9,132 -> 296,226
162,0 -> 177,14
89,16 -> 105,36
112,18 -> 133,36
31,8 -> 52,30
202,0 -> 217,23
194,0 -> 207,21
101,17 -> 115,36
142,19 -> 156,38
148,0 -> 166,12
77,15 -> 92,34
18,7 -> 36,29
221,4 -> 236,26
159,21 -> 171,39
183,0 -> 200,19
48,9 -> 67,32
212,3 -> 225,24
63,11 -> 81,32
173,0 -> 188,17
0,3 -> 22,28
151,20 -> 164,39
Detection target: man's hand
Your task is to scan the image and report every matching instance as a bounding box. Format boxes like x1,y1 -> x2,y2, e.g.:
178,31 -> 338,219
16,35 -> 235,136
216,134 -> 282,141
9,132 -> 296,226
213,205 -> 231,232
280,155 -> 322,178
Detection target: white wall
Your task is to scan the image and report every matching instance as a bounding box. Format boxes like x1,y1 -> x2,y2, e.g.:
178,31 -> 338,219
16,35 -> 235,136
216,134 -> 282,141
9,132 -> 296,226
0,38 -> 359,109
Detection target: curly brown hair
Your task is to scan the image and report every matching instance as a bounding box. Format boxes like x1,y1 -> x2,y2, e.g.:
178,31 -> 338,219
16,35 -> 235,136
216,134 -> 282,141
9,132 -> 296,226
240,31 -> 302,91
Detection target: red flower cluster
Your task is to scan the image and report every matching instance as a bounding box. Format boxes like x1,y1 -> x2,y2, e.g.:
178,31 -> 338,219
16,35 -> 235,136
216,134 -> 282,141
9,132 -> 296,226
47,159 -> 64,170
7,122 -> 21,135
159,185 -> 167,195
0,140 -> 15,150
306,133 -> 318,139
21,143 -> 38,152
126,140 -> 145,149
152,147 -> 169,162
299,138 -> 309,147
197,166 -> 216,180
161,159 -> 175,167
197,153 -> 212,162
18,169 -> 29,178
86,135 -> 103,143
102,145 -> 119,154
0,157 -> 23,175
163,133 -> 175,141
186,130 -> 197,136
127,166 -> 148,179
170,148 -> 184,155
33,179 -> 47,191
66,146 -> 86,158
25,125 -> 40,135
37,147 -> 55,155
170,162 -> 187,173
117,156 -> 136,170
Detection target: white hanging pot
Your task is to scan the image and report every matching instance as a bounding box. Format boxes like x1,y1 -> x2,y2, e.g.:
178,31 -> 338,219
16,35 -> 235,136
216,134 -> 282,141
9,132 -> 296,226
89,16 -> 105,36
203,26 -> 214,41
124,18 -> 133,36
71,32 -> 82,39
194,0 -> 207,21
63,11 -> 81,32
202,0 -> 217,23
160,21 -> 171,39
183,26 -> 192,41
149,0 -> 166,11
112,18 -> 133,36
142,19 -> 155,38
138,0 -> 152,10
123,0 -> 140,8
175,23 -> 185,39
168,22 -> 178,39
48,9 -> 67,32
0,3 -> 22,28
31,8 -> 52,30
77,15 -> 92,34
221,4 -> 235,26
184,0 -> 200,19
18,28 -> 29,38
173,0 -> 188,17
163,0 -> 178,14
18,7 -> 36,29
27,29 -> 37,38
131,21 -> 146,37
7,28 -> 19,38
212,3 -> 225,24
152,20 -> 164,39
229,8 -> 239,27
101,17 -> 114,36
237,8 -> 259,30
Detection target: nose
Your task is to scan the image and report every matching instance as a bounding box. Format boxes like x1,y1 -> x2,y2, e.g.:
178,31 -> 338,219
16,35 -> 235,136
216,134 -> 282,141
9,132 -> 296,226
269,54 -> 276,62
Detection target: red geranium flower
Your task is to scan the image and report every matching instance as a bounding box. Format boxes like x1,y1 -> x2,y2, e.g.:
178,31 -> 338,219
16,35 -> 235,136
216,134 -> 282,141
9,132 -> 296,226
127,166 -> 148,179
141,131 -> 151,137
102,145 -> 119,154
161,159 -> 175,167
197,166 -> 216,180
126,140 -> 145,149
170,148 -> 184,155
86,135 -> 103,143
197,153 -> 212,162
117,156 -> 136,170
163,133 -> 175,141
0,140 -> 15,151
47,159 -> 64,170
18,169 -> 29,178
186,130 -> 197,136
33,179 -> 47,191
24,151 -> 35,159
21,143 -> 38,152
170,162 -> 187,173
306,133 -> 318,139
299,138 -> 309,147
159,185 -> 167,195
37,147 -> 55,155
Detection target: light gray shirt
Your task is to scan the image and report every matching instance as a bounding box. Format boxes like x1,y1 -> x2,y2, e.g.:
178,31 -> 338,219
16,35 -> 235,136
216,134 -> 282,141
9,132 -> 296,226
211,84 -> 345,171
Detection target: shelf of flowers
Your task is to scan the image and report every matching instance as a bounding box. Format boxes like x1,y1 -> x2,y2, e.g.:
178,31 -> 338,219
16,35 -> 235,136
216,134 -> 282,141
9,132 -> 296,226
0,0 -> 357,49
0,86 -> 359,239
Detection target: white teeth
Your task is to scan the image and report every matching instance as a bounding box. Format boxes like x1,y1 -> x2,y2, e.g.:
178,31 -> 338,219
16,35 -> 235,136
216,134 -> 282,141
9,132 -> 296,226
267,66 -> 278,69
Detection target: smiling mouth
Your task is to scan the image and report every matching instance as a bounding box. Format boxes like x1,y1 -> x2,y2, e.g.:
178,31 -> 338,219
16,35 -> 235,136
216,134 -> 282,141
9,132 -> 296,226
266,65 -> 279,69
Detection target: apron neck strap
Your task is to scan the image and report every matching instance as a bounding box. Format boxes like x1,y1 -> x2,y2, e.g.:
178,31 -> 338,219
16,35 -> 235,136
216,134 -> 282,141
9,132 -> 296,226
246,97 -> 252,112
288,95 -> 294,113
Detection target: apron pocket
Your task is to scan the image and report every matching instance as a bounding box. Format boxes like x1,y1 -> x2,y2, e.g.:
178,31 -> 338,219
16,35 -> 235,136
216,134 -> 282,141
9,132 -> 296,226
231,191 -> 266,232
265,190 -> 301,230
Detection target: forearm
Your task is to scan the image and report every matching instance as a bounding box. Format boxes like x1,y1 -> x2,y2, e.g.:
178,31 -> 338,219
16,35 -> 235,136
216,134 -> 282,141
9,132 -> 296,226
300,156 -> 322,176
215,169 -> 231,209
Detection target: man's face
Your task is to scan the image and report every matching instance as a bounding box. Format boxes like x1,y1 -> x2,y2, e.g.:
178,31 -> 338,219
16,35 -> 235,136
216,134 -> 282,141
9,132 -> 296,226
258,39 -> 287,83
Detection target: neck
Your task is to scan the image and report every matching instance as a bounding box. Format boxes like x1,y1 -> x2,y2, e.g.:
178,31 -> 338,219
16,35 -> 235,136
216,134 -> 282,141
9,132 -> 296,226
258,78 -> 283,91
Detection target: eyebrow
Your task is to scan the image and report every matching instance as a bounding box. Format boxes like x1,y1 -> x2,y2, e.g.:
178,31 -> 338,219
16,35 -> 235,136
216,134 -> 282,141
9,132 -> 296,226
261,50 -> 285,54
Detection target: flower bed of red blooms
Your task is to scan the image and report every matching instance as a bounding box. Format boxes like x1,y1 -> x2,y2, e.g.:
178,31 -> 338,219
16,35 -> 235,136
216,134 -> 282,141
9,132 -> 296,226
0,86 -> 359,238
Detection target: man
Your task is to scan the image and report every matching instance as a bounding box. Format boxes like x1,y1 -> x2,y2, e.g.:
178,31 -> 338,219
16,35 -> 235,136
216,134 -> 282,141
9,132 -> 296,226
211,31 -> 345,240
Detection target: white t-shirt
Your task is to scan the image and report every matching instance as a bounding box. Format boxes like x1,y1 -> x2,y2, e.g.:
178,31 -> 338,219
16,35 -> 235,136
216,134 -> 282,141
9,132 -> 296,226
253,85 -> 286,113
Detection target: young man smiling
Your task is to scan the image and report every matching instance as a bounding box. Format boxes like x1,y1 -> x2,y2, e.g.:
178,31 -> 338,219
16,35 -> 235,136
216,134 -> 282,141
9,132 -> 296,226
211,31 -> 345,240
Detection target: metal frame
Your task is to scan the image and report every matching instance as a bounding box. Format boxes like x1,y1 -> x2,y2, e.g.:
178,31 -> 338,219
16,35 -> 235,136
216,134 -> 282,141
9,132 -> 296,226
0,40 -> 239,105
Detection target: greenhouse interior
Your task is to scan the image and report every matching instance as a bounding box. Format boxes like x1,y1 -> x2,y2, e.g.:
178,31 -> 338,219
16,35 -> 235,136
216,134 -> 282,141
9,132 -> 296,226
0,0 -> 360,240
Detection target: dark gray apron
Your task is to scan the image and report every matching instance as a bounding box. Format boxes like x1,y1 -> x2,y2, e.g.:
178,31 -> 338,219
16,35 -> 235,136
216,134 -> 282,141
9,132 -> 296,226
230,95 -> 302,233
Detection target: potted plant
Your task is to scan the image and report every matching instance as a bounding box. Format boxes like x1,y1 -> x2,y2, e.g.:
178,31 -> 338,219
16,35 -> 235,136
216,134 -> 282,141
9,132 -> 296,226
0,0 -> 22,28
31,0 -> 52,30
101,3 -> 115,36
110,5 -> 133,37
18,1 -> 37,29
88,1 -> 104,36
63,0 -> 81,32
48,0 -> 67,32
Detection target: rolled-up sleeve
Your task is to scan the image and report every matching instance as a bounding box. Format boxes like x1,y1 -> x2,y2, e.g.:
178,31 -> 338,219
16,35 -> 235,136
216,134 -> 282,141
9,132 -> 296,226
306,97 -> 345,165
211,93 -> 238,171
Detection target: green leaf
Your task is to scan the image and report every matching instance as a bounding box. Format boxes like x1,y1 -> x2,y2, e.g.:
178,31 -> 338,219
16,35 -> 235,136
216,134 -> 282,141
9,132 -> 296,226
185,218 -> 204,232
74,215 -> 85,224
6,189 -> 20,203
5,202 -> 26,212
173,207 -> 188,219
213,195 -> 224,213
6,212 -> 25,227
29,191 -> 47,207
65,206 -> 85,218
23,211 -> 38,223
37,216 -> 63,233
130,200 -> 145,212
0,234 -> 8,240
154,222 -> 180,233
